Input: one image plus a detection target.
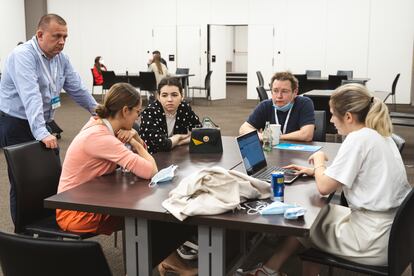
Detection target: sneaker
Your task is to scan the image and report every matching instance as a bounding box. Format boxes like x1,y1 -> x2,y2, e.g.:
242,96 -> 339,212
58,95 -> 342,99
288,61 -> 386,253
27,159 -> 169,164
235,263 -> 286,276
176,240 -> 198,260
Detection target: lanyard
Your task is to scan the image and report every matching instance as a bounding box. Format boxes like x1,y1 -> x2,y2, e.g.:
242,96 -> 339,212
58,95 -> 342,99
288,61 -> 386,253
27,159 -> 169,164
31,40 -> 58,95
274,105 -> 293,134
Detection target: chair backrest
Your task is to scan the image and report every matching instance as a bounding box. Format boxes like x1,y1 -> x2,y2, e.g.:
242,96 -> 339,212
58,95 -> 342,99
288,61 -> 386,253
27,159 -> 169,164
0,231 -> 112,276
176,68 -> 189,75
305,70 -> 321,78
204,70 -> 213,90
337,70 -> 353,79
391,133 -> 405,153
256,86 -> 269,102
3,141 -> 61,234
341,79 -> 365,85
313,110 -> 326,142
328,74 -> 347,89
139,71 -> 157,91
391,73 -> 400,95
256,71 -> 265,86
101,70 -> 117,90
388,188 -> 414,276
293,74 -> 308,94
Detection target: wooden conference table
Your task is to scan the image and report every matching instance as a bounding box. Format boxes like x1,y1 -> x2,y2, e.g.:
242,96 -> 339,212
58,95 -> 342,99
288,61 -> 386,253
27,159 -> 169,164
45,137 -> 341,276
303,89 -> 388,134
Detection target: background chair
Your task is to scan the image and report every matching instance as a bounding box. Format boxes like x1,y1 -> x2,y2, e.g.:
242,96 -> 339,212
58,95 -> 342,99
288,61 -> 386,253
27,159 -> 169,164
391,133 -> 406,152
0,231 -> 112,276
381,73 -> 400,111
341,79 -> 365,85
313,110 -> 326,142
101,70 -> 118,101
300,188 -> 414,276
188,70 -> 212,103
305,70 -> 321,78
256,86 -> 269,102
256,71 -> 270,91
336,70 -> 353,79
139,71 -> 157,102
90,68 -> 102,94
293,74 -> 308,94
328,75 -> 347,89
3,141 -> 94,239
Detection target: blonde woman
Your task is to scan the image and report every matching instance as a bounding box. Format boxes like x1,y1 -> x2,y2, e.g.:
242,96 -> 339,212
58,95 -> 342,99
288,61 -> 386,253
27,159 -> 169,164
238,84 -> 411,276
148,53 -> 170,87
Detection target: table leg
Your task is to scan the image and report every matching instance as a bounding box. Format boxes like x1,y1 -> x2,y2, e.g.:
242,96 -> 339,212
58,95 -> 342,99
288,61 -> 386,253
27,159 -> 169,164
198,225 -> 225,276
124,217 -> 152,276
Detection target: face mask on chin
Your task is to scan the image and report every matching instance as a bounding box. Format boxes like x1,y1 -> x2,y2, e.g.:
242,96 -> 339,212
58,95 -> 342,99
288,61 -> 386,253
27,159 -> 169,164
273,102 -> 293,112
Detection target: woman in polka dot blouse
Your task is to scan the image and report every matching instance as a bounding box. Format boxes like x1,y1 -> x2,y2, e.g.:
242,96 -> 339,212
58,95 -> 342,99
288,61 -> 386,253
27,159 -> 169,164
139,77 -> 201,154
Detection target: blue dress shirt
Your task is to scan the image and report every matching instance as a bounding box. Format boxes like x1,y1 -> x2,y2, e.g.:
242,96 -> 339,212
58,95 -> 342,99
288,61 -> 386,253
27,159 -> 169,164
0,36 -> 97,140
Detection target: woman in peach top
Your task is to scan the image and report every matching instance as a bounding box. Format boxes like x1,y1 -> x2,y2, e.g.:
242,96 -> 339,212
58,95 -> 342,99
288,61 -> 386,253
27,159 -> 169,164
56,82 -> 158,235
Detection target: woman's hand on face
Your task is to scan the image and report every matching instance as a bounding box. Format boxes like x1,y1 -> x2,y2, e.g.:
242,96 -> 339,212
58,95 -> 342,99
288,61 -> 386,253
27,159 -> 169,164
308,151 -> 328,166
116,129 -> 137,144
284,164 -> 314,176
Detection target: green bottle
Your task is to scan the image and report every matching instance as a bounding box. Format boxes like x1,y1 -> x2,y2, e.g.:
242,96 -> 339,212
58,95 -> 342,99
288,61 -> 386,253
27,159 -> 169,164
262,121 -> 272,152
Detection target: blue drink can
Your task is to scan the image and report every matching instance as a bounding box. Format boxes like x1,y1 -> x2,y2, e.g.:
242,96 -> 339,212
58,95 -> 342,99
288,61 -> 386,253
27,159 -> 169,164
271,172 -> 285,202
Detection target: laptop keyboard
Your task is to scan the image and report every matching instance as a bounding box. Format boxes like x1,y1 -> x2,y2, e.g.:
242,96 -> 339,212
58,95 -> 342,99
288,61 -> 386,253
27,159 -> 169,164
254,167 -> 295,180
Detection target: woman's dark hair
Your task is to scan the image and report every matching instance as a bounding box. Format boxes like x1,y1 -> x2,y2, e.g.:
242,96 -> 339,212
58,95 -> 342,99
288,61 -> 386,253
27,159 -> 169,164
158,77 -> 183,95
95,83 -> 141,118
94,56 -> 102,74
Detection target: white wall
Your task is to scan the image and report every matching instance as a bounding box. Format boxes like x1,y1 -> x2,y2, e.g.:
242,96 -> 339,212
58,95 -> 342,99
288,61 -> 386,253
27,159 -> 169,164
0,0 -> 26,72
234,26 -> 248,73
46,0 -> 414,103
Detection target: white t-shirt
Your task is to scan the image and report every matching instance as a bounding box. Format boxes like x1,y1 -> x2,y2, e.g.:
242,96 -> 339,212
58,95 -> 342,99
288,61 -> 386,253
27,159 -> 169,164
325,127 -> 410,211
166,114 -> 176,137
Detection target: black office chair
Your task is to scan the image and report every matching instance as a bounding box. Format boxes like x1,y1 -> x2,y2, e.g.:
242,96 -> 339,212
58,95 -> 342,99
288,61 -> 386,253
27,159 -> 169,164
91,68 -> 103,94
381,73 -> 400,111
102,70 -> 118,101
0,231 -> 112,276
391,133 -> 406,153
3,141 -> 95,240
305,70 -> 321,78
336,70 -> 353,79
300,188 -> 414,276
256,86 -> 269,102
188,70 -> 212,104
328,75 -> 347,90
256,71 -> 271,91
341,79 -> 365,85
139,71 -> 157,103
293,74 -> 308,94
313,110 -> 326,142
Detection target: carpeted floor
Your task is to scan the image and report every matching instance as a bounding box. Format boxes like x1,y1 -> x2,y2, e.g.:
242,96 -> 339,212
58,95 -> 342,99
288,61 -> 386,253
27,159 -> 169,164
0,84 -> 412,276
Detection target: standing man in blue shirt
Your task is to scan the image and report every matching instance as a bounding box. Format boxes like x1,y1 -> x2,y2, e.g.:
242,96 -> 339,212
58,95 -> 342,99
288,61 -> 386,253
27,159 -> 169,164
0,14 -> 97,223
239,71 -> 315,142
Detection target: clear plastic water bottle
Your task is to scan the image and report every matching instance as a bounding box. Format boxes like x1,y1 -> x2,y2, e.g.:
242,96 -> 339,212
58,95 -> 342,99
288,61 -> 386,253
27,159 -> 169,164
262,121 -> 273,152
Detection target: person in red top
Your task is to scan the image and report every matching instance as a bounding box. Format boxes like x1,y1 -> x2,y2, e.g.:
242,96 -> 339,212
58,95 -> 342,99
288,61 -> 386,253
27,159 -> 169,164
92,56 -> 107,85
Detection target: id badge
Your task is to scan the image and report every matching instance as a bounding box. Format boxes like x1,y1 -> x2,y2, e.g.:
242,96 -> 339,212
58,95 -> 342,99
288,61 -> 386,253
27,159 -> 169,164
51,96 -> 61,109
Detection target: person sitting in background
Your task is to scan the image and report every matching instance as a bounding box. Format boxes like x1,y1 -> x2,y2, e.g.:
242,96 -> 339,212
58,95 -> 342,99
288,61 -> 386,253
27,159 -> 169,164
239,71 -> 315,142
92,56 -> 107,85
237,84 -> 411,276
56,82 -> 158,235
148,53 -> 170,88
139,77 -> 201,154
148,50 -> 168,68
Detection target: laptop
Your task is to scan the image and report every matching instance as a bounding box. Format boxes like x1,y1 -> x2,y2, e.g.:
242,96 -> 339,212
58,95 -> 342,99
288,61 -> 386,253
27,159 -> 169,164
236,131 -> 300,184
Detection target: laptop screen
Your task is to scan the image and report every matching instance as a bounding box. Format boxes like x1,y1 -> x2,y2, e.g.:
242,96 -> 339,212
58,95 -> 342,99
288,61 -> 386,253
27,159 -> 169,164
236,131 -> 267,175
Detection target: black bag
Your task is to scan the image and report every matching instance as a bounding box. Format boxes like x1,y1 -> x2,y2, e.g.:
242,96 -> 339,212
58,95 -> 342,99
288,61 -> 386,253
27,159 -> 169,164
189,117 -> 223,154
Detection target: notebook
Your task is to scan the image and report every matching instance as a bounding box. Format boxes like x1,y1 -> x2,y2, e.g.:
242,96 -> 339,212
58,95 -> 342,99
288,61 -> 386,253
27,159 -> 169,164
236,131 -> 300,184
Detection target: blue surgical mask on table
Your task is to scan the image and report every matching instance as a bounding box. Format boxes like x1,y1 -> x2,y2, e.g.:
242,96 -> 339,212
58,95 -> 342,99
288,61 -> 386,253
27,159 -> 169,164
149,165 -> 178,187
284,206 -> 306,220
259,201 -> 297,215
273,102 -> 293,112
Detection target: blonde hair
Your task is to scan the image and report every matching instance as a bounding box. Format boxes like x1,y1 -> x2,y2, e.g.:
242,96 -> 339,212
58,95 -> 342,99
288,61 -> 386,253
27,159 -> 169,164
329,84 -> 392,137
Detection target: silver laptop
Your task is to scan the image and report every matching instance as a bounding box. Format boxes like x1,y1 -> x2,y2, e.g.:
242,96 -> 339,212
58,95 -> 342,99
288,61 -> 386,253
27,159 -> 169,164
236,131 -> 300,184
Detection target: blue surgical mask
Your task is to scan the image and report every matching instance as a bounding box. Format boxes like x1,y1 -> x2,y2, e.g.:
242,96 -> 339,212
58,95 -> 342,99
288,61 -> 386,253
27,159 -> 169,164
284,207 -> 306,220
273,102 -> 293,112
149,165 -> 178,187
259,201 -> 297,215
